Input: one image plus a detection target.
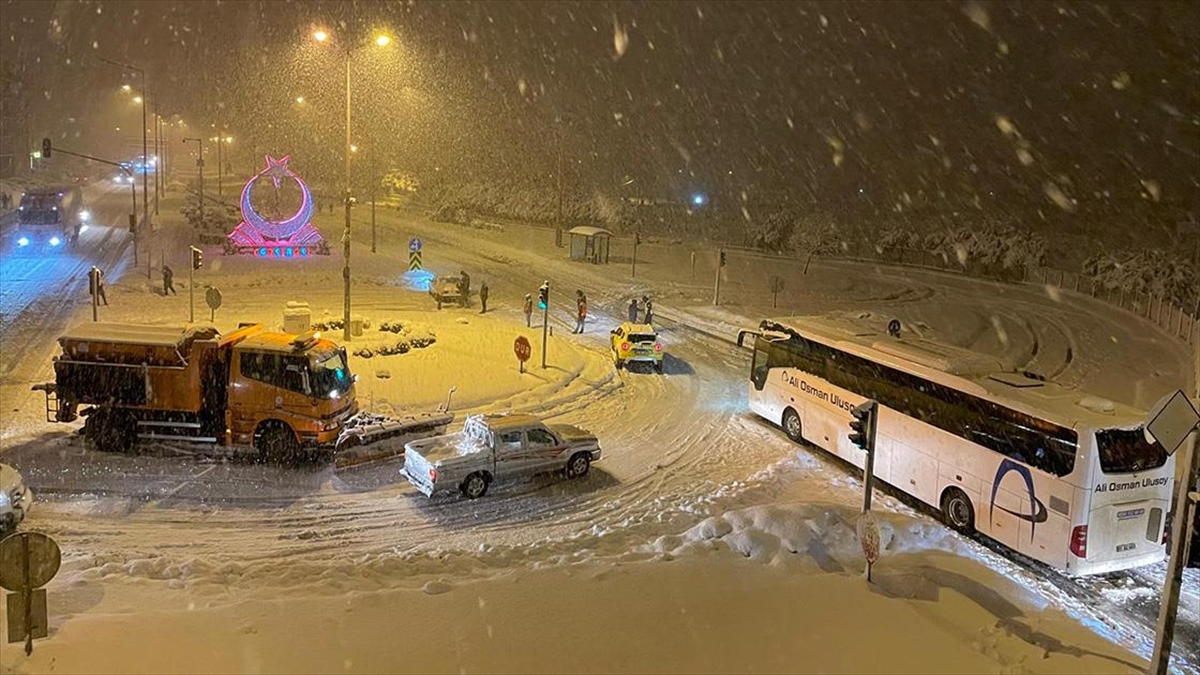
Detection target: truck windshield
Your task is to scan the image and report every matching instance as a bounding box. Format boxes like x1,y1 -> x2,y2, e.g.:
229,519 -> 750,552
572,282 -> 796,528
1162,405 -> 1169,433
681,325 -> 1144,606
310,349 -> 352,397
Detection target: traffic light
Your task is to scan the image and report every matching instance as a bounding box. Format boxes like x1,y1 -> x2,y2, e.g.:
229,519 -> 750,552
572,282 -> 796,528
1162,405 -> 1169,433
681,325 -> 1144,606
849,400 -> 878,452
719,250 -> 727,267
190,246 -> 203,271
42,138 -> 51,158
635,232 -> 641,246
537,282 -> 549,310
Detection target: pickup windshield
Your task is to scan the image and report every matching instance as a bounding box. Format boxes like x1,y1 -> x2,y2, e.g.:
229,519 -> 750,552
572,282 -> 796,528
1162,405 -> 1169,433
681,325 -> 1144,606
310,348 -> 352,397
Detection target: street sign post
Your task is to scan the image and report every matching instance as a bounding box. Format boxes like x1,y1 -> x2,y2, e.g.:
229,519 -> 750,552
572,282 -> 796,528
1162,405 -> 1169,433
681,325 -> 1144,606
206,286 -> 223,322
1147,388 -> 1200,675
769,276 -> 784,308
0,532 -> 62,655
409,237 -> 423,272
514,336 -> 532,374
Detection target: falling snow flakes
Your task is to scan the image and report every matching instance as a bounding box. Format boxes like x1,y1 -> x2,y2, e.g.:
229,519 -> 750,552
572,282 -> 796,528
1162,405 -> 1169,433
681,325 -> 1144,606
1111,72 -> 1131,90
1043,181 -> 1077,212
517,79 -> 527,96
819,14 -> 829,28
995,115 -> 1018,138
92,41 -> 98,50
1044,285 -> 1063,303
613,17 -> 629,59
786,117 -> 794,130
989,316 -> 1010,346
1140,179 -> 1161,202
963,1 -> 991,32
825,136 -> 845,168
1015,148 -> 1034,166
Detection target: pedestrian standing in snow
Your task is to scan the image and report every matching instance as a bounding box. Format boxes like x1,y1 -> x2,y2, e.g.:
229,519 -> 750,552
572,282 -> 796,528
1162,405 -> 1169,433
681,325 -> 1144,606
459,270 -> 471,307
523,294 -> 533,327
479,281 -> 489,314
162,264 -> 177,295
96,269 -> 109,306
643,295 -> 654,326
573,290 -> 587,334
628,297 -> 640,323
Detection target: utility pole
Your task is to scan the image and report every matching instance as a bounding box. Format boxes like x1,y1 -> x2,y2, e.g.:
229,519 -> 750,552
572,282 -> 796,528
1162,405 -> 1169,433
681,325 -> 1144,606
713,249 -> 725,306
371,182 -> 377,253
539,281 -> 550,369
631,232 -> 639,278
342,50 -> 353,342
183,138 -> 204,241
216,136 -> 223,198
555,117 -> 564,248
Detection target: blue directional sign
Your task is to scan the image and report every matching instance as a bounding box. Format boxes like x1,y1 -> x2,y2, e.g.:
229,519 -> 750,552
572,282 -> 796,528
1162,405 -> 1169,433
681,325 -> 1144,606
409,237 -> 423,253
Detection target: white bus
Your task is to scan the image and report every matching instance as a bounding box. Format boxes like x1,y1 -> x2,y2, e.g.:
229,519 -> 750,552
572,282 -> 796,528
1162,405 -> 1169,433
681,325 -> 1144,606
737,316 -> 1175,575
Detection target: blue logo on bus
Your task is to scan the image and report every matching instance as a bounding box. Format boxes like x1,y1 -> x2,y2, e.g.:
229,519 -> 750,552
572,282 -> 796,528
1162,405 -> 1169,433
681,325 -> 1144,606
989,459 -> 1048,542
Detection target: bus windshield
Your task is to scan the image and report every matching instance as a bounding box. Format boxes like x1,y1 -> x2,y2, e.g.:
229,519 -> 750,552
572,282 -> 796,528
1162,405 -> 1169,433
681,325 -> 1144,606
310,349 -> 352,397
1094,428 -> 1169,474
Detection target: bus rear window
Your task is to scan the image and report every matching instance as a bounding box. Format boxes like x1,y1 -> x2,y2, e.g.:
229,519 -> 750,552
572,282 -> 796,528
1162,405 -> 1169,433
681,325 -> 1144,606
1095,428 -> 1168,474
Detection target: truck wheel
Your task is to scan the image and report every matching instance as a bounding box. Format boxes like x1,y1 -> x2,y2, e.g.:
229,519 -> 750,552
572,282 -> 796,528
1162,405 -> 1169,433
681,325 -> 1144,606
461,472 -> 488,499
782,408 -> 803,444
255,422 -> 299,463
941,488 -> 976,535
565,452 -> 591,479
655,361 -> 664,374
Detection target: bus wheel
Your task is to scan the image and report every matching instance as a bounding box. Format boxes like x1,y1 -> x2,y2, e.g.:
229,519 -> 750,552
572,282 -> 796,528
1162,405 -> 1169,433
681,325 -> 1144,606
782,408 -> 803,443
941,488 -> 976,535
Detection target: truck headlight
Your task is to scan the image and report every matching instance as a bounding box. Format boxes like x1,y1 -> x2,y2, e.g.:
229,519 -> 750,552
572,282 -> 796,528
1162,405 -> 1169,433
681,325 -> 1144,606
0,492 -> 10,508
49,237 -> 61,247
80,210 -> 90,220
17,237 -> 29,247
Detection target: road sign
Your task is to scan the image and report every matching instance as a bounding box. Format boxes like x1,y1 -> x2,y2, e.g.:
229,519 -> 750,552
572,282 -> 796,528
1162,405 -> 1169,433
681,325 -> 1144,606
857,510 -> 881,583
409,237 -> 423,253
196,158 -> 204,168
514,336 -> 532,373
6,588 -> 48,644
0,532 -> 61,592
887,319 -> 902,338
206,286 -> 223,311
1146,389 -> 1200,455
409,251 -> 423,271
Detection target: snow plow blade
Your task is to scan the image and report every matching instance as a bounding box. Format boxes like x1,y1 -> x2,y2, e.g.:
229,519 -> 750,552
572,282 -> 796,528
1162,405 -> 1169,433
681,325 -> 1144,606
333,411 -> 455,469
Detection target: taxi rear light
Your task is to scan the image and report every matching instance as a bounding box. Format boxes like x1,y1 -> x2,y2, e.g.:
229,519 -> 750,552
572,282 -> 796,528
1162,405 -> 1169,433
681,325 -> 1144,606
621,342 -> 630,351
654,343 -> 662,352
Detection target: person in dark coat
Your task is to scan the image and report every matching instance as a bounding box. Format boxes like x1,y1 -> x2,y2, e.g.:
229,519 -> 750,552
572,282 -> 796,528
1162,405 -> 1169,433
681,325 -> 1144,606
628,298 -> 640,323
643,295 -> 654,326
458,270 -> 471,307
163,264 -> 177,295
523,294 -> 533,327
93,269 -> 108,305
479,281 -> 489,314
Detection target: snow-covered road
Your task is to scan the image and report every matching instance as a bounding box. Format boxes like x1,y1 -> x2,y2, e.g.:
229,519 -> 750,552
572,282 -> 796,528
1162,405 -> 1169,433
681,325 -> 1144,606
1,187 -> 1196,673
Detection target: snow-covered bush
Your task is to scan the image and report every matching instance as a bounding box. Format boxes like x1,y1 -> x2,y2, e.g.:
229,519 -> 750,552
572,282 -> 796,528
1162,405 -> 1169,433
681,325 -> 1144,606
181,193 -> 240,245
875,227 -> 922,261
743,212 -> 794,252
924,225 -> 1045,280
1082,249 -> 1198,308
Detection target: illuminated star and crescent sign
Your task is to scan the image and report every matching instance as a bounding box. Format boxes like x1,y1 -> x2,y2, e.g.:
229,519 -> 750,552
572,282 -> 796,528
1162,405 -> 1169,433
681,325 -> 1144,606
227,154 -> 327,257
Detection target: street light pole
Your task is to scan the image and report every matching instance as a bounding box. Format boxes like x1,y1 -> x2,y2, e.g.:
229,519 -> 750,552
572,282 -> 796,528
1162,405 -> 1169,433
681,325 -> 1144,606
100,57 -> 148,272
343,49 -> 353,342
183,137 -> 204,240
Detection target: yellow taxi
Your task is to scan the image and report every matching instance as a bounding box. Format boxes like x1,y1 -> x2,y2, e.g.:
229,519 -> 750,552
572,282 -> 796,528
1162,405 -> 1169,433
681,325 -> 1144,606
610,322 -> 664,373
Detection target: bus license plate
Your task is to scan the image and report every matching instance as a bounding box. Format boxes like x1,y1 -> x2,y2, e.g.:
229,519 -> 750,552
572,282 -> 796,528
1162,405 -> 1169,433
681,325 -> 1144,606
1116,543 -> 1136,553
1116,508 -> 1145,521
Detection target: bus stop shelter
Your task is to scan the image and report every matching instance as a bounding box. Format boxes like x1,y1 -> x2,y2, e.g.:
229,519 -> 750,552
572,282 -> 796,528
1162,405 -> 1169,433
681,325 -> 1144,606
567,226 -> 612,264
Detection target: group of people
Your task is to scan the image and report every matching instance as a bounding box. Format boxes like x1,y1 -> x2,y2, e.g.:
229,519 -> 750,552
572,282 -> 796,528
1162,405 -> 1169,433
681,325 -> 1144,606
627,295 -> 654,325
0,192 -> 13,212
518,285 -> 590,334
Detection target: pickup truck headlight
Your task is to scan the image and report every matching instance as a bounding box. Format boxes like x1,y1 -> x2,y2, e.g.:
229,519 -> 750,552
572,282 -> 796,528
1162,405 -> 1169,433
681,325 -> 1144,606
0,492 -> 10,508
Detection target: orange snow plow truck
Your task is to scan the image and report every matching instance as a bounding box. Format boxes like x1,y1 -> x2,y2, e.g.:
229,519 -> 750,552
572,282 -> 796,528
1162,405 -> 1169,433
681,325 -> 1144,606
33,322 -> 452,463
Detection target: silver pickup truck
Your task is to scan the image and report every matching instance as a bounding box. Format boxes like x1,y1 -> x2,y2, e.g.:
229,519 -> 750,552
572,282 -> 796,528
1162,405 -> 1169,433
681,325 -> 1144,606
402,413 -> 601,499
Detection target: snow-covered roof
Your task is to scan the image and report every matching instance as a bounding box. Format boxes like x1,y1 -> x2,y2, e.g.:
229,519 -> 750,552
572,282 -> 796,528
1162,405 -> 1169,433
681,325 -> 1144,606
567,226 -> 613,238
59,323 -> 202,349
763,316 -> 1147,430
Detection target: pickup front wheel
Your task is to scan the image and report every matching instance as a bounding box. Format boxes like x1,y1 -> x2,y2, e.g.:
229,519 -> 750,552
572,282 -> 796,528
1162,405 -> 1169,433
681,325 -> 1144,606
565,452 -> 591,479
461,472 -> 489,499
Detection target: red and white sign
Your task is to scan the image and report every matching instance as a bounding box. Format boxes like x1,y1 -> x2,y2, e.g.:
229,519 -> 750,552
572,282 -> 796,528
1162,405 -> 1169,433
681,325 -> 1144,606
514,336 -> 532,363
857,510 -> 881,565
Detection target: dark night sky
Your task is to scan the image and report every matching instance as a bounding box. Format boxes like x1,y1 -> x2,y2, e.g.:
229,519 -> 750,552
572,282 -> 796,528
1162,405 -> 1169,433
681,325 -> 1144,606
2,0 -> 1197,235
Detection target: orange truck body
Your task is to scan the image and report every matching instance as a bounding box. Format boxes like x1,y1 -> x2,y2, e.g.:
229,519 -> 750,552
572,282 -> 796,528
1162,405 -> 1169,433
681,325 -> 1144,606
47,322 -> 357,451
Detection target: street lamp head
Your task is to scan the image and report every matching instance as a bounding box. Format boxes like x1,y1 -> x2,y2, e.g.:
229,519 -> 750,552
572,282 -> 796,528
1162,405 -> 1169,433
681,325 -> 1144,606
350,144 -> 359,153
121,84 -> 132,93
225,136 -> 234,143
313,29 -> 328,43
295,96 -> 305,104
133,96 -> 143,104
375,34 -> 391,47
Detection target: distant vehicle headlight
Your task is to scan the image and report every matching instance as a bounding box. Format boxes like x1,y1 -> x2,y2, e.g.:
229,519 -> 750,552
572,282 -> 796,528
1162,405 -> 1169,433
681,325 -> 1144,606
49,237 -> 61,247
0,492 -> 10,508
80,210 -> 90,220
79,224 -> 89,233
17,237 -> 29,247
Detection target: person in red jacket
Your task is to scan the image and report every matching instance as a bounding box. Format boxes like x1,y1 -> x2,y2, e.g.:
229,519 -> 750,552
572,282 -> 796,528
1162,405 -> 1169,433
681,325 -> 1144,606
573,290 -> 587,334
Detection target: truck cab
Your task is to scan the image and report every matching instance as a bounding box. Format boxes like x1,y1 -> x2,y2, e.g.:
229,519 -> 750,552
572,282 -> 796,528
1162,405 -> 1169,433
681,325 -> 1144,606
15,185 -> 85,251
